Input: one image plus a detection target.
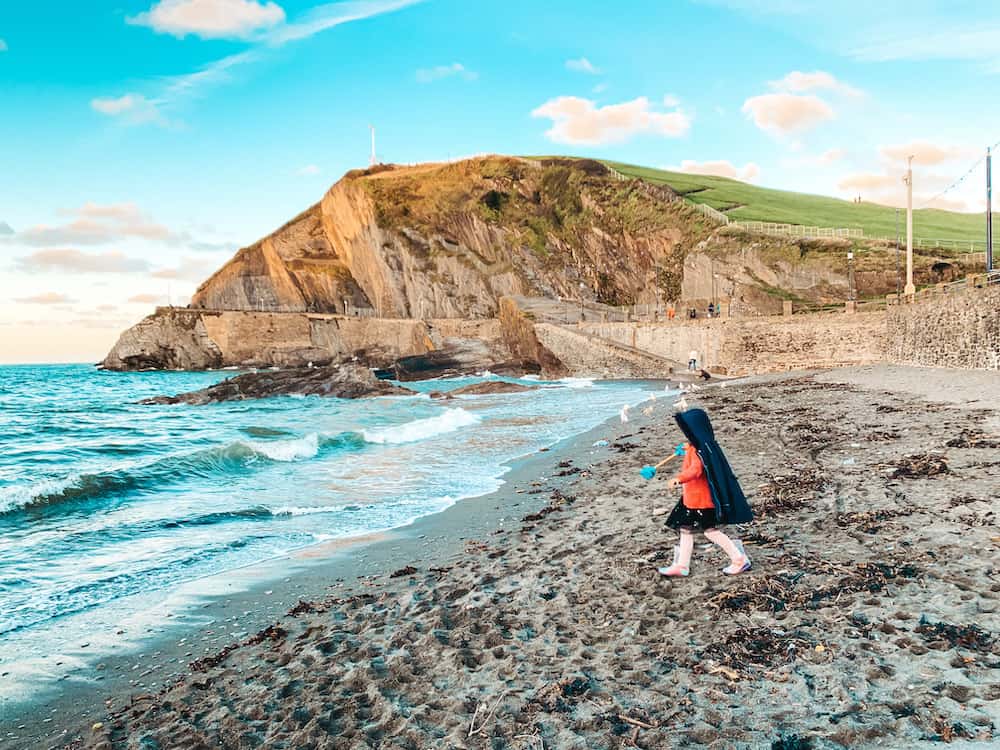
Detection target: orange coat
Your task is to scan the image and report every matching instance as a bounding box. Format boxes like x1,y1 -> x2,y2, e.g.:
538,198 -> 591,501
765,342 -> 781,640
675,444 -> 714,509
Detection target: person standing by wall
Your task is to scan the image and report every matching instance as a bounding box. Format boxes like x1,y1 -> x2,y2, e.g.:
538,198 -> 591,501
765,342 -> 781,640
688,349 -> 698,370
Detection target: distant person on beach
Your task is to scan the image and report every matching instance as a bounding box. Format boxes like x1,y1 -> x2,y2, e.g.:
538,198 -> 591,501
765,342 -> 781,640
658,408 -> 753,577
667,305 -> 675,320
688,350 -> 698,370
707,303 -> 715,318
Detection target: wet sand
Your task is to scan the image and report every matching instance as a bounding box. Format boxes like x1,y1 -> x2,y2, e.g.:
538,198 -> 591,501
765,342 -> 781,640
14,365 -> 1000,749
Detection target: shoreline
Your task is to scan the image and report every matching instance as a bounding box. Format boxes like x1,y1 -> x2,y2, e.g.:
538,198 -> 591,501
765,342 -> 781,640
2,396 -> 649,750
12,364 -> 1000,749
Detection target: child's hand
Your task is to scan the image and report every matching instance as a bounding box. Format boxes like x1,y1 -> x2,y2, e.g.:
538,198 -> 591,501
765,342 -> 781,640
667,477 -> 680,489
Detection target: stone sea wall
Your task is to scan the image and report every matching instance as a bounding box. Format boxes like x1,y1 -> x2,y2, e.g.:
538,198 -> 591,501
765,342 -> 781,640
577,313 -> 887,376
887,283 -> 1000,370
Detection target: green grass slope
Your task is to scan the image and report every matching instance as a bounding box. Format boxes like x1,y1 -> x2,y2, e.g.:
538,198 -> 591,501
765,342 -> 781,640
603,160 -> 993,245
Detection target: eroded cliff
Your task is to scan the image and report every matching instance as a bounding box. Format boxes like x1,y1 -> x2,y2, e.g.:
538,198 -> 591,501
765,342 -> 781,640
189,156 -> 703,318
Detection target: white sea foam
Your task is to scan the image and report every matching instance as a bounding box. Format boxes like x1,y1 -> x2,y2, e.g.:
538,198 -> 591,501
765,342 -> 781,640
242,433 -> 319,462
272,505 -> 340,516
558,377 -> 595,389
520,374 -> 541,381
362,408 -> 481,445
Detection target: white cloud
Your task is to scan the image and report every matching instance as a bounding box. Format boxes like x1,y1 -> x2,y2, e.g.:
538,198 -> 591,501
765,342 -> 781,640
128,293 -> 166,304
770,70 -> 863,97
835,139 -> 986,211
415,62 -> 477,83
566,57 -> 600,75
532,95 -> 691,145
91,94 -> 166,125
676,159 -> 760,181
0,221 -> 13,235
296,164 -> 321,176
267,0 -> 423,45
129,0 -> 286,40
879,140 -> 978,167
781,148 -> 846,168
15,249 -> 152,274
102,1 -> 422,126
662,94 -> 680,107
14,292 -> 77,305
741,93 -> 834,134
13,203 -> 184,246
592,83 -> 608,94
153,257 -> 220,281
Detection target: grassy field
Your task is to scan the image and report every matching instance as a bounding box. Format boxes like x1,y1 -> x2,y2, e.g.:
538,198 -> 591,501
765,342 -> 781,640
602,160 -> 993,245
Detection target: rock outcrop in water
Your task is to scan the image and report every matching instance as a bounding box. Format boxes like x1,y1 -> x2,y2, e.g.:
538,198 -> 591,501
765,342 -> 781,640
431,381 -> 539,398
140,363 -> 414,405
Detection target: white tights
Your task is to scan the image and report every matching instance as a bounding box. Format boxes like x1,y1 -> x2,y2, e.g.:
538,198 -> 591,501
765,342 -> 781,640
677,527 -> 743,567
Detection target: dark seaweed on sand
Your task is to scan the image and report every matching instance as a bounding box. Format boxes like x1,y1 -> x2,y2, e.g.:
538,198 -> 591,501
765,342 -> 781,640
885,453 -> 950,479
915,618 -> 996,653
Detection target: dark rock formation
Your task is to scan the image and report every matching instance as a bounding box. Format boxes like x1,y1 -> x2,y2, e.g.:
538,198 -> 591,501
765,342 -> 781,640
141,364 -> 414,405
432,381 -> 538,398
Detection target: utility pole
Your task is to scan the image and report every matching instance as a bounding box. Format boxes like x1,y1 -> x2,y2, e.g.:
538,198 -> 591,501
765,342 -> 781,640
903,155 -> 915,296
988,146 -> 994,272
847,250 -> 855,301
895,208 -> 901,302
369,124 -> 377,167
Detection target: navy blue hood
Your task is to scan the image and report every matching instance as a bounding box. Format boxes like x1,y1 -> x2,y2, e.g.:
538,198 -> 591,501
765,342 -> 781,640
674,408 -> 753,525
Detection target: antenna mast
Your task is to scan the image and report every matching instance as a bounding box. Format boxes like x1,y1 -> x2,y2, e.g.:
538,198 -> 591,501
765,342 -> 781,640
369,125 -> 376,167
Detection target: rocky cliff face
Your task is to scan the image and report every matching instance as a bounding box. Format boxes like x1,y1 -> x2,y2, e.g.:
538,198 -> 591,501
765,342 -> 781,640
189,157 -> 703,318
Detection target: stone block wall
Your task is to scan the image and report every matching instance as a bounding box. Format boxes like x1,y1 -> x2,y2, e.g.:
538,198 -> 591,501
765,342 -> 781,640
887,284 -> 1000,370
578,313 -> 887,376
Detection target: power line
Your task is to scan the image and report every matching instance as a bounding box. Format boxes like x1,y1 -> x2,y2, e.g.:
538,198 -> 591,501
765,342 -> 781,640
916,137 -> 1000,210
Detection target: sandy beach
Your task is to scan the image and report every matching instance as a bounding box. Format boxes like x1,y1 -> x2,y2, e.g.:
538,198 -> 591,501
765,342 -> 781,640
15,365 -> 1000,749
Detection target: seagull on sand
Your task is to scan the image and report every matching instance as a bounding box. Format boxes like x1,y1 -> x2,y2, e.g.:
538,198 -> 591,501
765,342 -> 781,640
620,404 -> 630,423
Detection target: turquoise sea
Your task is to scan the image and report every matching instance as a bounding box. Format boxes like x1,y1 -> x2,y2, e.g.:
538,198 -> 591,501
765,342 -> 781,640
0,364 -> 658,701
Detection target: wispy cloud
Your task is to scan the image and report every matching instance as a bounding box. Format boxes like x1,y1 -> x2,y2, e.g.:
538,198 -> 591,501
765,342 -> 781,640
566,57 -> 600,75
770,70 -> 863,98
0,221 -> 13,235
100,0 -> 423,126
296,164 -> 321,176
674,159 -> 760,182
91,94 -> 167,125
0,39 -> 8,52
879,141 -> 978,167
532,95 -> 690,145
267,0 -> 422,45
15,292 -> 78,305
837,139 -> 981,211
128,0 -> 285,40
15,249 -> 152,274
415,62 -> 477,83
128,293 -> 166,304
699,1 -> 1000,73
152,256 -> 221,281
10,203 -> 185,247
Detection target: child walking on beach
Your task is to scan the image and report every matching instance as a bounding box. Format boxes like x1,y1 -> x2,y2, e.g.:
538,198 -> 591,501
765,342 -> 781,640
657,408 -> 753,577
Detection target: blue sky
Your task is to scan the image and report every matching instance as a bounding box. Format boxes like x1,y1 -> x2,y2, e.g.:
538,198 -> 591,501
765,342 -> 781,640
3,0 -> 1000,363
